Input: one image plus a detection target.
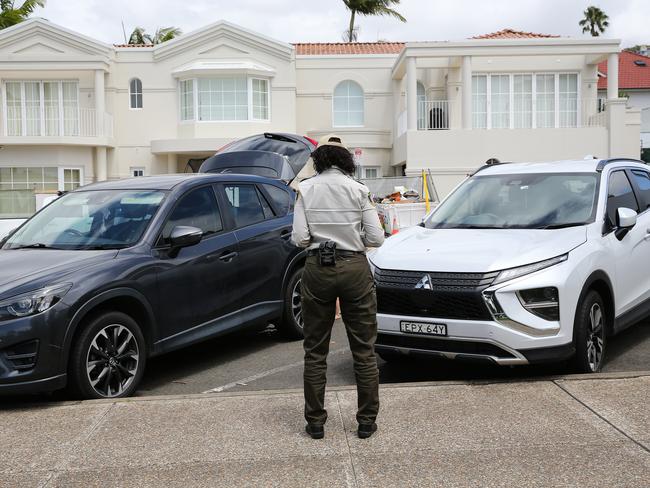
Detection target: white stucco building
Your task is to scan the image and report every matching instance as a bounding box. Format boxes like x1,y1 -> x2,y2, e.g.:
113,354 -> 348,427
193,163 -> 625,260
0,20 -> 641,217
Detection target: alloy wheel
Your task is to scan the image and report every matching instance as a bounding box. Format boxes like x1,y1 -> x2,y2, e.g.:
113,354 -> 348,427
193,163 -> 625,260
291,278 -> 304,329
86,324 -> 140,398
586,303 -> 604,371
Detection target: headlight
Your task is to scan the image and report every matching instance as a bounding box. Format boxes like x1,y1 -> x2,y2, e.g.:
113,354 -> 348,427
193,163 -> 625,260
0,283 -> 72,321
492,254 -> 568,285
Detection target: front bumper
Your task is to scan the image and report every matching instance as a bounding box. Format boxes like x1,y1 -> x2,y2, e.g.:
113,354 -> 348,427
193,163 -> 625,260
376,313 -> 574,365
0,307 -> 68,395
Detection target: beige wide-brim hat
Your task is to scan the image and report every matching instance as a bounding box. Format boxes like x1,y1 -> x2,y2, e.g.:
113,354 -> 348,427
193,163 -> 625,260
318,133 -> 348,150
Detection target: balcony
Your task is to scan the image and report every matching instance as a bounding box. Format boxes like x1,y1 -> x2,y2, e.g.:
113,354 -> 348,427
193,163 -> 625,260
0,108 -> 114,147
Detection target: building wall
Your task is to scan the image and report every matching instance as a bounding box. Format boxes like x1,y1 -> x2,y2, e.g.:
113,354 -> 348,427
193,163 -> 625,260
295,55 -> 398,176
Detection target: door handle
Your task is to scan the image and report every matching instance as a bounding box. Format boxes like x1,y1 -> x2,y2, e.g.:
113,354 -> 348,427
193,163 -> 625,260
218,251 -> 238,262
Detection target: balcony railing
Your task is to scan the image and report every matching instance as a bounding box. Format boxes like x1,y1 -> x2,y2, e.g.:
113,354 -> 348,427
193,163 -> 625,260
418,100 -> 451,130
78,108 -> 114,137
2,108 -> 113,138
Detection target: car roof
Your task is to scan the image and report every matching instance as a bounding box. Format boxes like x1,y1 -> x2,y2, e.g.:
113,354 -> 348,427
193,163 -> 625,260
74,173 -> 289,192
474,158 -> 648,176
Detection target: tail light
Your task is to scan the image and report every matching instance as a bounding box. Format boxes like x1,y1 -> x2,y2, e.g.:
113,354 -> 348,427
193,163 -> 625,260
304,136 -> 318,147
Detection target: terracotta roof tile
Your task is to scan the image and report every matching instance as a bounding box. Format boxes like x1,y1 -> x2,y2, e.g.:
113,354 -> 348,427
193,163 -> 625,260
293,42 -> 404,55
598,50 -> 650,90
472,29 -> 560,39
113,43 -> 153,48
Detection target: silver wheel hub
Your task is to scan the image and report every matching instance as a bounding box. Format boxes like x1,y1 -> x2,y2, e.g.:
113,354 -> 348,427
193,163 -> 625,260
586,303 -> 604,371
291,278 -> 304,329
86,324 -> 140,398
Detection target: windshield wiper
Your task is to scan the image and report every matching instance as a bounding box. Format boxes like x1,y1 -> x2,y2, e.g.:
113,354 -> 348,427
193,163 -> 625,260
78,244 -> 126,250
533,222 -> 586,230
10,243 -> 61,250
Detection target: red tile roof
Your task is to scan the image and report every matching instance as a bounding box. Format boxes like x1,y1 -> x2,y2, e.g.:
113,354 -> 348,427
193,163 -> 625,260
114,43 -> 153,48
598,50 -> 650,90
472,29 -> 560,39
293,42 -> 405,55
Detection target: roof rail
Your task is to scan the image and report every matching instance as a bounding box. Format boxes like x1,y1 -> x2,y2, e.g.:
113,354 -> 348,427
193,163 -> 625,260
470,158 -> 510,176
595,158 -> 646,172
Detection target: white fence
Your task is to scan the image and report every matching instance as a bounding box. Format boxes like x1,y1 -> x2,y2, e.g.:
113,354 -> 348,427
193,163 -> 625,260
418,100 -> 451,130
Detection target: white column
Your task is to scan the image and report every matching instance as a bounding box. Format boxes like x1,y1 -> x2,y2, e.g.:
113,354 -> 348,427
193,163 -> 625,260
95,147 -> 107,182
461,56 -> 472,129
406,56 -> 418,131
607,53 -> 619,100
167,153 -> 178,174
94,69 -> 105,136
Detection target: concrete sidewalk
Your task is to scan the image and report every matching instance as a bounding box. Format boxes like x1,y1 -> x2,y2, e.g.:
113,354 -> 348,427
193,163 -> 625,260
2,373 -> 649,487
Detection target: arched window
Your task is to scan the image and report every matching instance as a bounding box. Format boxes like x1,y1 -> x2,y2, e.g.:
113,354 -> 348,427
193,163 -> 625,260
129,78 -> 143,109
333,80 -> 363,127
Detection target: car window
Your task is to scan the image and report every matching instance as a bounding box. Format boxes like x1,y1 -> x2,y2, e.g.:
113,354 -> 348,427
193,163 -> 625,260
222,184 -> 267,228
257,187 -> 275,219
631,169 -> 650,211
160,186 -> 222,245
606,171 -> 639,226
263,184 -> 293,216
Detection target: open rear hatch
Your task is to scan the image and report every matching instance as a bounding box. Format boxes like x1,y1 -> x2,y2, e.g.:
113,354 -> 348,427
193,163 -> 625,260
198,133 -> 316,183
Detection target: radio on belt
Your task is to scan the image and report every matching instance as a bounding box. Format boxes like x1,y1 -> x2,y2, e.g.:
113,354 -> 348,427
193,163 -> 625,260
318,241 -> 337,266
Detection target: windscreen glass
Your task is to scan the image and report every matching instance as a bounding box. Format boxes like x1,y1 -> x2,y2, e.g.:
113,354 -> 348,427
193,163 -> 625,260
3,190 -> 165,250
426,173 -> 598,229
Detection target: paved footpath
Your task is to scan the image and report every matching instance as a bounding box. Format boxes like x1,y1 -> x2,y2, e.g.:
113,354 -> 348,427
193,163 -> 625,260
2,372 -> 649,488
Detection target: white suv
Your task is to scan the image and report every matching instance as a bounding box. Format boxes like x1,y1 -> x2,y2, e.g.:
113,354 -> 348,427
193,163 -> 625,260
369,158 -> 650,373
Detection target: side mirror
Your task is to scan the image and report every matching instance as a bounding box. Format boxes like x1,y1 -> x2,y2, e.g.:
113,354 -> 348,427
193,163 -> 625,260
614,207 -> 637,241
617,207 -> 637,229
168,225 -> 202,257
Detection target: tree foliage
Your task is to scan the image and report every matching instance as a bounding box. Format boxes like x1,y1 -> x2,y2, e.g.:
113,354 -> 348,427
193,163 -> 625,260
579,6 -> 609,37
0,0 -> 46,30
342,0 -> 405,42
128,25 -> 182,45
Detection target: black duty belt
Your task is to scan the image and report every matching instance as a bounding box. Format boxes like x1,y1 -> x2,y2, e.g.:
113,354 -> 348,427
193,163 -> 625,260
307,249 -> 365,257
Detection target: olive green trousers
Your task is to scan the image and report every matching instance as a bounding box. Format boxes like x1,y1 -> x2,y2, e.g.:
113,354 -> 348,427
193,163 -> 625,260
301,254 -> 379,425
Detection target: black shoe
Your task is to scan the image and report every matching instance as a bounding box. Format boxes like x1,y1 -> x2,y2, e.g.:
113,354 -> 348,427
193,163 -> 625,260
305,423 -> 324,439
358,423 -> 377,439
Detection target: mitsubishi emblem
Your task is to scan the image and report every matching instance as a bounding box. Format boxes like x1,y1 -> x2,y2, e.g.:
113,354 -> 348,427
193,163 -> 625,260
415,274 -> 433,290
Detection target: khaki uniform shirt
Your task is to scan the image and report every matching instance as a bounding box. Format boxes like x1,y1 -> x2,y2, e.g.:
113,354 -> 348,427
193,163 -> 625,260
291,168 -> 385,251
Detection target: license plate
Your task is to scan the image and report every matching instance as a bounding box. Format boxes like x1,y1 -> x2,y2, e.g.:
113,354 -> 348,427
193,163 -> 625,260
400,321 -> 447,336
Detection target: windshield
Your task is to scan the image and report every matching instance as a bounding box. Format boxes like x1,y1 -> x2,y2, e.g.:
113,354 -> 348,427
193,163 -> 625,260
427,173 -> 599,229
3,190 -> 165,250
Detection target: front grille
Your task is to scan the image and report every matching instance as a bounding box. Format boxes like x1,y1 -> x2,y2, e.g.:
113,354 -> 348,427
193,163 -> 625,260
375,268 -> 497,320
2,340 -> 39,371
377,333 -> 515,359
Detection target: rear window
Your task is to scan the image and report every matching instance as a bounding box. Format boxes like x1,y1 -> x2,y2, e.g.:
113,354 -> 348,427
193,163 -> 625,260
263,184 -> 292,216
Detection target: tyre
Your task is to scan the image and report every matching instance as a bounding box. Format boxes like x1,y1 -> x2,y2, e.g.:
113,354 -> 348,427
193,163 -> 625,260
278,267 -> 304,340
68,311 -> 146,399
572,290 -> 607,373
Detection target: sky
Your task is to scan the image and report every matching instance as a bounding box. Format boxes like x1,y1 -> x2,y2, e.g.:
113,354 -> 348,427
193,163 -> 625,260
35,0 -> 650,48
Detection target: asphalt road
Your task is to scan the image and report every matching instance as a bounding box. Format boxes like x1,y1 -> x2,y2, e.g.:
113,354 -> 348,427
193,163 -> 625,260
133,317 -> 650,398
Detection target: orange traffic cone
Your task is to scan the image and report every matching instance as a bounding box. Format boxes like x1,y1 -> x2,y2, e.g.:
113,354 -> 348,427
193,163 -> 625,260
391,216 -> 399,235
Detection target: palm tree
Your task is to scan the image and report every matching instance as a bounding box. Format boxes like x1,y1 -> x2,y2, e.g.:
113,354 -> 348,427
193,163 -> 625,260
579,6 -> 609,37
128,26 -> 151,45
128,26 -> 181,45
0,0 -> 46,30
152,26 -> 182,44
342,0 -> 405,42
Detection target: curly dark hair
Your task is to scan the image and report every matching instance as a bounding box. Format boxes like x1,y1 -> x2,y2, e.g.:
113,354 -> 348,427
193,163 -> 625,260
311,145 -> 356,175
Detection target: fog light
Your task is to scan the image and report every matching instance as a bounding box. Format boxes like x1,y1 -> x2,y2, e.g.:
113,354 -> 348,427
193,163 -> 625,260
517,287 -> 559,321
